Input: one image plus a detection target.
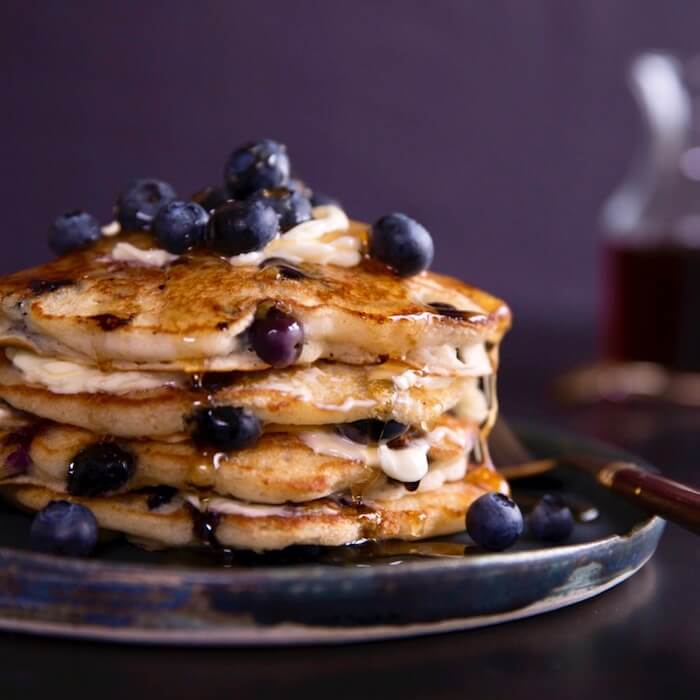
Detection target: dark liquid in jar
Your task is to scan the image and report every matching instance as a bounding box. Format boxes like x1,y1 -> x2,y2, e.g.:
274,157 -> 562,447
604,242 -> 700,372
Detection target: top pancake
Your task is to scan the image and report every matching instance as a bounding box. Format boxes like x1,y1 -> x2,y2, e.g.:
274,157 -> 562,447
0,232 -> 511,371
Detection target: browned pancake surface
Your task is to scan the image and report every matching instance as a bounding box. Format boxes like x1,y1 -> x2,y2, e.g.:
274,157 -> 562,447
2,465 -> 507,550
0,233 -> 510,369
0,358 -> 480,436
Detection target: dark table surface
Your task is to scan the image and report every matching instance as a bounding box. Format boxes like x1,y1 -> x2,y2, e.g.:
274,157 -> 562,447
2,322 -> 699,700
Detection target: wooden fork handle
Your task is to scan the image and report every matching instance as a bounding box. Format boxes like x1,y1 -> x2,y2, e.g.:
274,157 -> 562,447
600,462 -> 700,534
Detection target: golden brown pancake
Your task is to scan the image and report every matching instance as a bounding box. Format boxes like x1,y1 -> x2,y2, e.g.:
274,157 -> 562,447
0,357 -> 487,437
0,414 -> 477,504
2,464 -> 508,550
0,233 -> 510,371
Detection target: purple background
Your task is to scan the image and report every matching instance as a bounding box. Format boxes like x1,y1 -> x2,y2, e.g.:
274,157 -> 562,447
2,1 -> 700,327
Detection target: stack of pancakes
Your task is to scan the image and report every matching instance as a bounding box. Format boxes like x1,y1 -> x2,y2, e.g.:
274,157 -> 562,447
0,226 -> 511,551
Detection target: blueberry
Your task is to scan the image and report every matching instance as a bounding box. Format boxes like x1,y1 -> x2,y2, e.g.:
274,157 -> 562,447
191,186 -> 230,212
224,139 -> 290,197
250,306 -> 304,367
288,178 -> 313,198
529,494 -> 575,543
48,210 -> 101,255
115,178 -> 177,231
153,200 -> 209,254
337,419 -> 408,445
466,492 -> 523,551
145,485 -> 178,511
192,406 -> 261,451
30,501 -> 98,557
310,191 -> 341,208
207,199 -> 279,255
67,442 -> 135,497
251,187 -> 312,232
370,213 -> 434,277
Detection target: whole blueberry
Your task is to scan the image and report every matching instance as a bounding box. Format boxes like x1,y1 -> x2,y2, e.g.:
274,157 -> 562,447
466,492 -> 524,551
206,200 -> 279,255
370,213 -> 434,277
251,187 -> 312,232
250,307 -> 304,367
192,406 -> 262,451
153,200 -> 209,253
115,178 -> 177,231
49,210 -> 101,255
30,501 -> 98,557
207,199 -> 279,256
67,442 -> 135,497
337,419 -> 408,445
191,186 -> 231,212
529,494 -> 575,543
224,139 -> 290,197
310,191 -> 341,208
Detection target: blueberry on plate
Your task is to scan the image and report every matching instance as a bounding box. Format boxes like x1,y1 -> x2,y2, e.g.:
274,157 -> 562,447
48,210 -> 101,255
224,139 -> 290,198
466,492 -> 524,551
337,419 -> 408,445
207,199 -> 279,256
250,306 -> 304,367
153,200 -> 209,254
192,406 -> 262,451
30,501 -> 98,557
369,212 -> 434,277
529,494 -> 575,542
251,187 -> 313,232
190,186 -> 230,212
115,178 -> 177,231
67,442 -> 135,497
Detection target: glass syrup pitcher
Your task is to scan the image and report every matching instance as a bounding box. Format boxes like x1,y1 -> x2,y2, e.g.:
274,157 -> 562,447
602,52 -> 700,374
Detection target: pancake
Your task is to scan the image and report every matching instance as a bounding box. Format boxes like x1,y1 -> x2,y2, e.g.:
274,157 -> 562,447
2,465 -> 508,550
0,232 -> 511,372
0,357 -> 492,437
0,144 -> 516,555
0,413 -> 479,504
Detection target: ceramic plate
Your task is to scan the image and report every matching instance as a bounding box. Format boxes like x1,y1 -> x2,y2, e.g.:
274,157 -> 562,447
0,424 -> 664,645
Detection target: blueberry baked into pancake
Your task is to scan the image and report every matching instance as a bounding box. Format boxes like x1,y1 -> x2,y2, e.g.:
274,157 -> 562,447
0,139 -> 513,555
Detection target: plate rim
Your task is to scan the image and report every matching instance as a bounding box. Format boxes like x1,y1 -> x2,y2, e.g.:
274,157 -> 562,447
0,563 -> 650,646
0,422 -> 668,644
0,512 -> 665,583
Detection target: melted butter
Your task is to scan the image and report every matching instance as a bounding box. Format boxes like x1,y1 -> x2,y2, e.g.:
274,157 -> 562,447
299,426 -> 470,486
228,205 -> 363,268
426,425 -> 471,449
453,382 -> 490,424
393,370 -> 453,391
101,220 -> 121,237
110,242 -> 179,267
7,349 -> 183,395
184,492 -> 338,518
299,430 -> 429,482
377,442 -> 429,482
404,343 -> 492,376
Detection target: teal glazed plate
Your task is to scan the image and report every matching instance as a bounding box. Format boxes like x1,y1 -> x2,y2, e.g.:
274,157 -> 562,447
0,424 -> 665,645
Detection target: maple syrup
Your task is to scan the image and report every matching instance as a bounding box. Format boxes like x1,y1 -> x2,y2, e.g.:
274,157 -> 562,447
604,243 -> 700,372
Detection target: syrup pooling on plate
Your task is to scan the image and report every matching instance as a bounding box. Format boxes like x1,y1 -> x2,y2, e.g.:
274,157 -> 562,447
0,136 -> 514,555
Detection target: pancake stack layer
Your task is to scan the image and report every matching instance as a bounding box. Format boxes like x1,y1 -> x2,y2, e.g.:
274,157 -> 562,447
0,203 -> 511,551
